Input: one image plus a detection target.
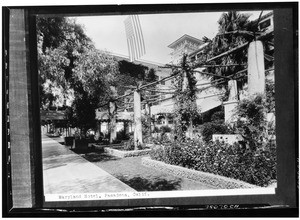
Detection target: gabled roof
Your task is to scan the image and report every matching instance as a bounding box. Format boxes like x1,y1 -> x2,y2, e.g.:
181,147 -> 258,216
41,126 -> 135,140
168,34 -> 203,49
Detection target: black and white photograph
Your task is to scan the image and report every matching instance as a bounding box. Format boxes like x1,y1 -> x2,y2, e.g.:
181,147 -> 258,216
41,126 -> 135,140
3,1 -> 298,217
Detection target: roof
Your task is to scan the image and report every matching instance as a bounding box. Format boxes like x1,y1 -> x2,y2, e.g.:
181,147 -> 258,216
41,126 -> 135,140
168,34 -> 203,49
111,53 -> 166,69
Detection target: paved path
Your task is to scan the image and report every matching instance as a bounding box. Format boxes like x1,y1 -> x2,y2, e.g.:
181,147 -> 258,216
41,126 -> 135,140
81,152 -> 216,191
42,135 -> 136,194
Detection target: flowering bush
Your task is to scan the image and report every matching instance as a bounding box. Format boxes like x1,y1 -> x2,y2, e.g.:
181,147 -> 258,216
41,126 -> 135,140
150,139 -> 276,187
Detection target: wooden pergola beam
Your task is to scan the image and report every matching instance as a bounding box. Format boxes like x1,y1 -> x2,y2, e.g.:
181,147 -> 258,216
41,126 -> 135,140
206,30 -> 274,63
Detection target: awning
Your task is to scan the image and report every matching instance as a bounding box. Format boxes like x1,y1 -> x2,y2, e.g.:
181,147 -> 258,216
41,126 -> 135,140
196,95 -> 222,113
150,95 -> 222,115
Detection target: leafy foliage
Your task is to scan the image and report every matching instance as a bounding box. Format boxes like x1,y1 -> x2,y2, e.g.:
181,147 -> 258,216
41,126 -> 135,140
123,138 -> 147,151
38,17 -> 89,108
160,125 -> 172,133
172,54 -> 200,139
118,60 -> 148,80
116,129 -> 130,141
200,122 -> 229,143
37,17 -> 121,134
115,60 -> 158,112
232,94 -> 269,151
195,11 -> 261,94
70,90 -> 97,134
141,115 -> 151,136
73,48 -> 119,106
210,110 -> 225,123
265,79 -> 275,113
150,138 -> 276,186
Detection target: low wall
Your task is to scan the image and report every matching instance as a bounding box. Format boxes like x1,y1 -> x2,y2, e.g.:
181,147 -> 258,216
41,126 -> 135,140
141,157 -> 259,189
104,147 -> 152,158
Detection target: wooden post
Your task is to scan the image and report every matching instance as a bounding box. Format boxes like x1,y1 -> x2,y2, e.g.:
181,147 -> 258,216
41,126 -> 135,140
248,41 -> 265,95
109,101 -> 117,143
134,90 -> 143,149
98,121 -> 102,134
223,80 -> 239,124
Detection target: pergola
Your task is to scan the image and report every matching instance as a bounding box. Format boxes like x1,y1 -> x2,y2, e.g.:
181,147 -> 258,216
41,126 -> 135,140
99,27 -> 274,148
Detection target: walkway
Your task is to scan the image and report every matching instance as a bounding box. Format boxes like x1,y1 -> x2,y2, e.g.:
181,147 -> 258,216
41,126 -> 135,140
43,135 -> 216,196
42,135 -> 136,195
81,152 -> 216,191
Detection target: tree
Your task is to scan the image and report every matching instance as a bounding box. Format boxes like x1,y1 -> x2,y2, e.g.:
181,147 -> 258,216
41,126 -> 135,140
232,94 -> 268,151
37,17 -> 121,135
72,47 -> 119,107
195,11 -> 259,96
211,12 -> 253,86
114,60 -> 158,111
37,17 -> 92,109
71,89 -> 98,135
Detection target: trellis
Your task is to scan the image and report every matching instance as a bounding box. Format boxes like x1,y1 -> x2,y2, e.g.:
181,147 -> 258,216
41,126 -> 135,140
102,26 -> 274,148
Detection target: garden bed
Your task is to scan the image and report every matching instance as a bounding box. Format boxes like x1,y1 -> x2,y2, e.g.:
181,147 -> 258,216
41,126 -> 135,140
104,147 -> 152,158
141,157 -> 259,189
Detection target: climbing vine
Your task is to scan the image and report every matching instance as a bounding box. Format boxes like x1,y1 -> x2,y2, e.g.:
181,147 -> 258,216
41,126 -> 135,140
172,54 -> 200,140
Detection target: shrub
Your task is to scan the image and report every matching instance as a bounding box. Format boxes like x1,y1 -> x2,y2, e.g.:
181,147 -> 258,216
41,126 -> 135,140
210,110 -> 225,123
111,139 -> 122,144
122,138 -> 149,151
153,127 -> 160,133
232,94 -> 269,151
265,79 -> 275,113
141,116 -> 151,136
146,133 -> 173,145
200,122 -> 229,143
137,143 -> 147,150
123,138 -> 135,151
116,129 -> 130,141
149,146 -> 166,161
160,125 -> 172,133
149,138 -> 276,187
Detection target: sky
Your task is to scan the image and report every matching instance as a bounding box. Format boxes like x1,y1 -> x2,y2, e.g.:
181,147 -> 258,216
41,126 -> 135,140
73,10 -> 268,65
